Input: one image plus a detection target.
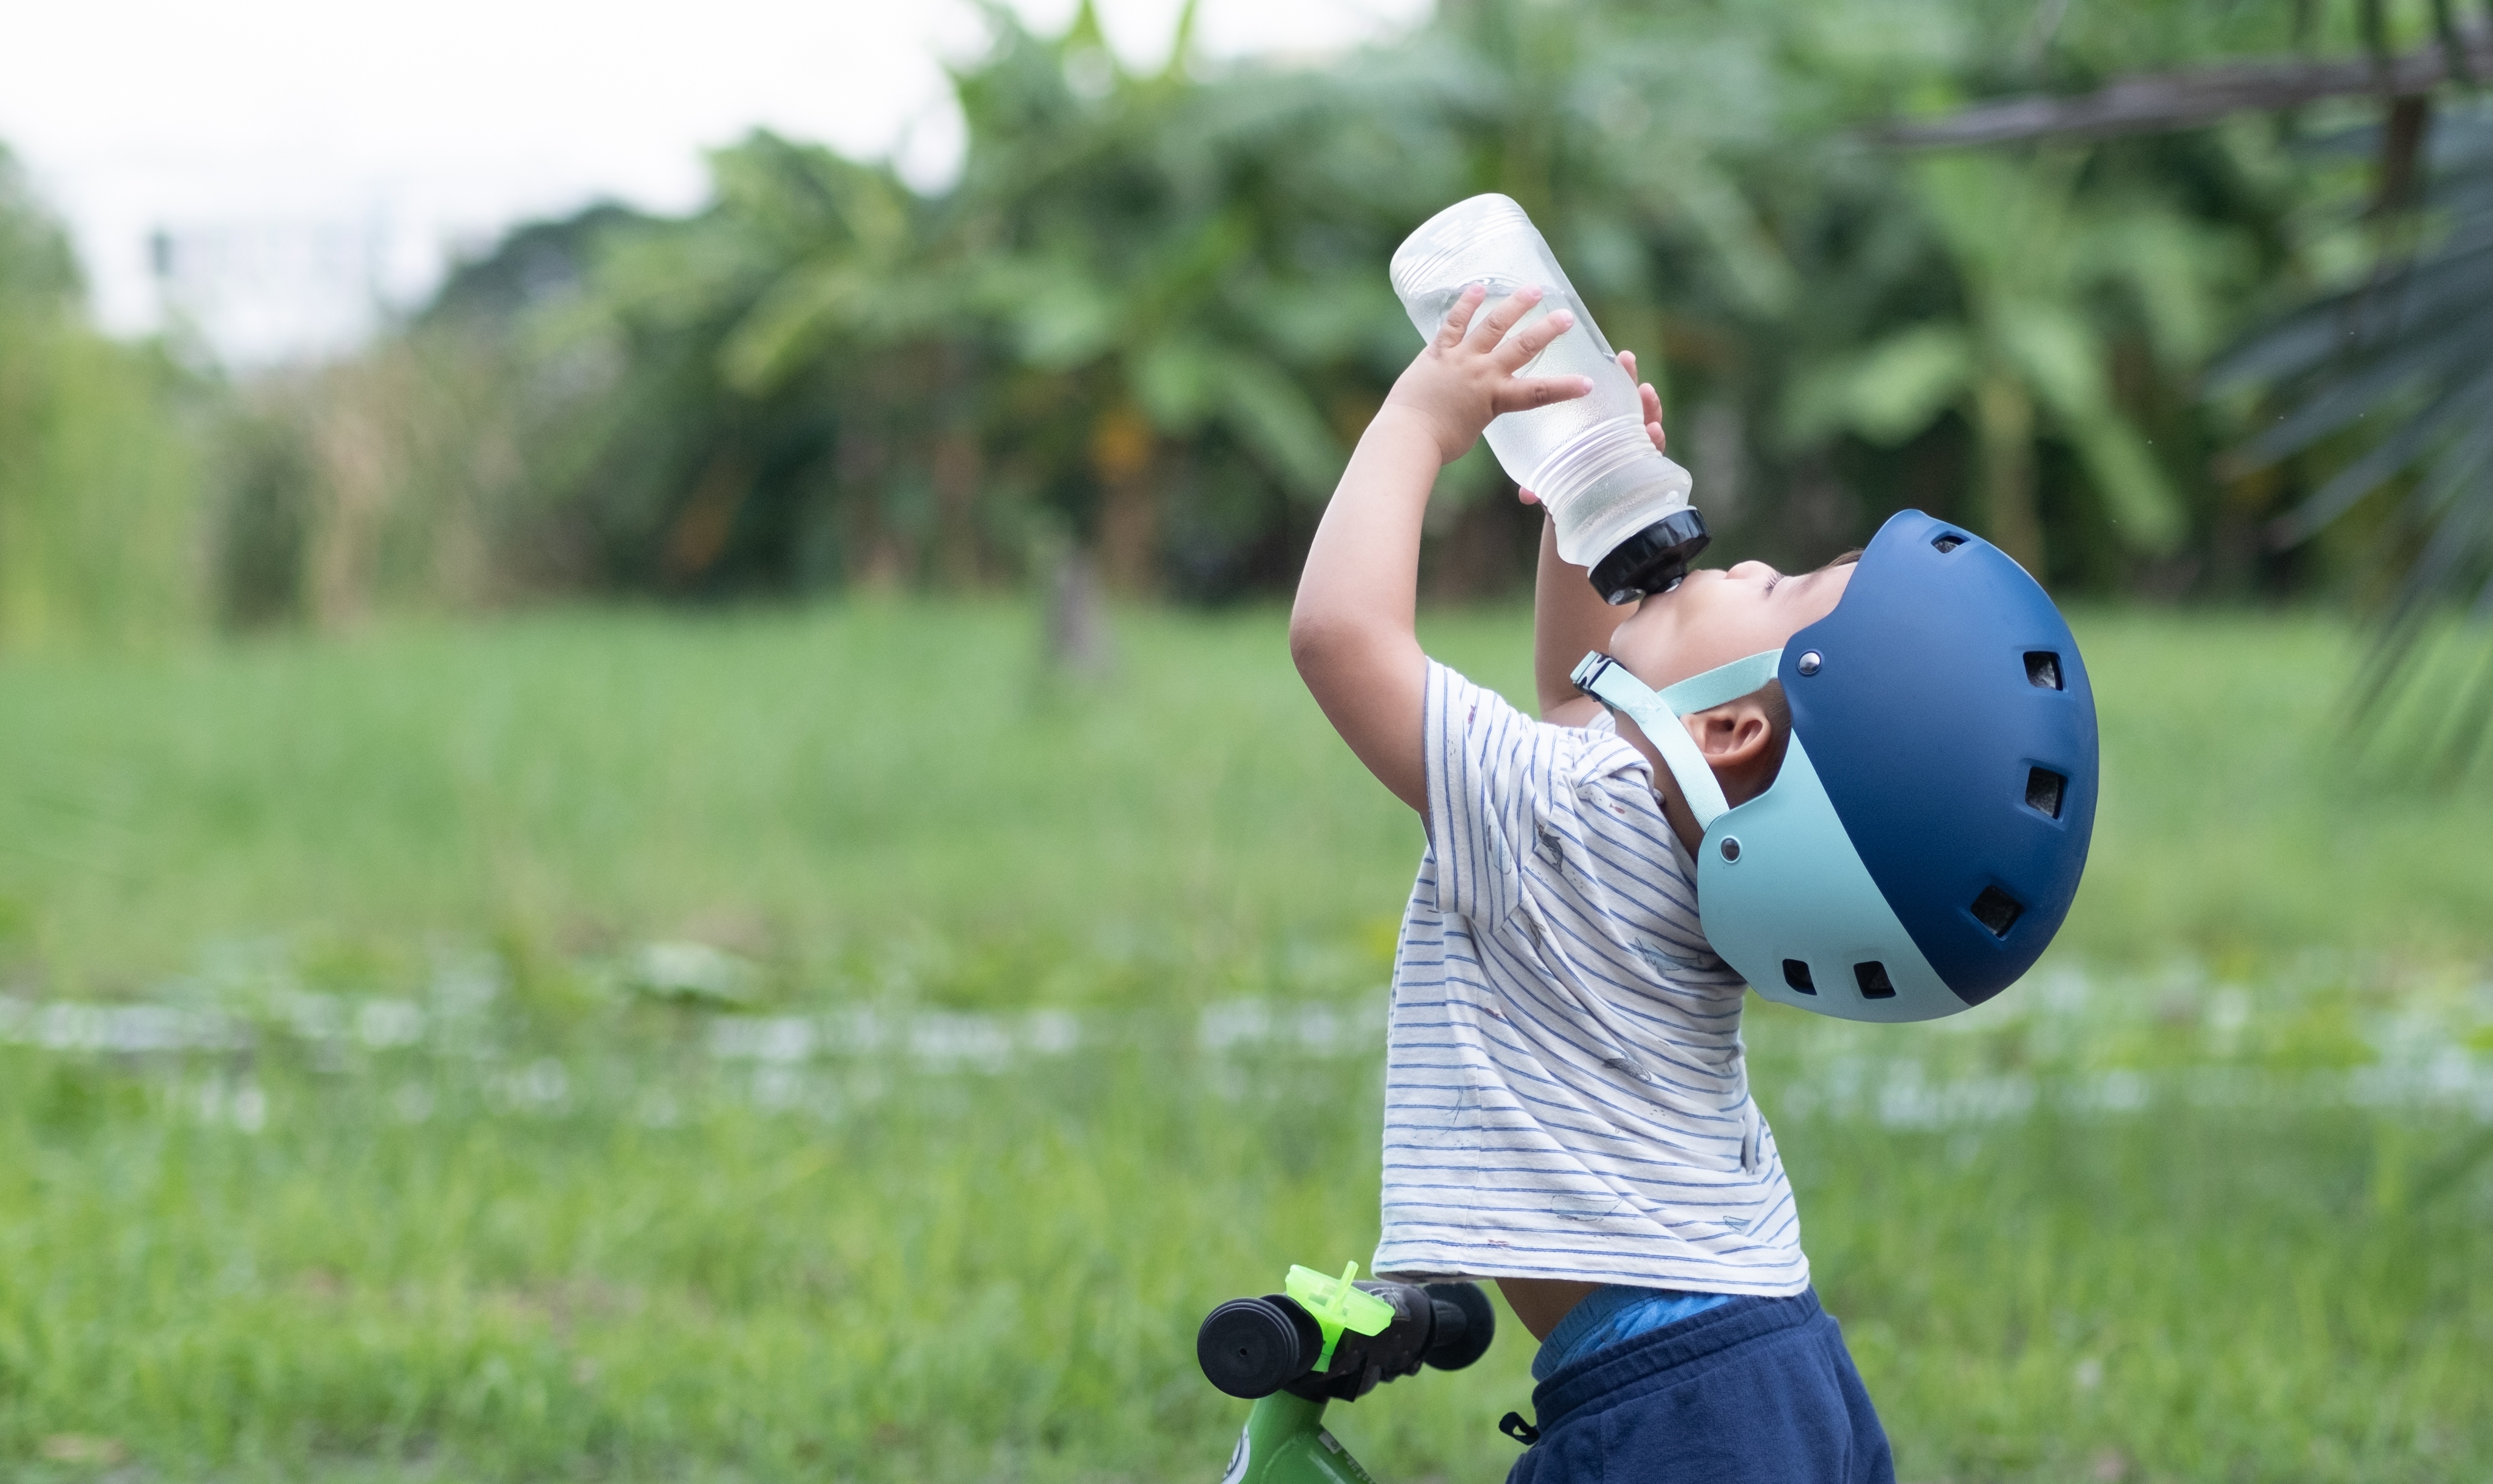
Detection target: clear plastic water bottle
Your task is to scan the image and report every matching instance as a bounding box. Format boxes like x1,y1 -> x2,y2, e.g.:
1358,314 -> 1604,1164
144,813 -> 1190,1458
1389,194 -> 1710,602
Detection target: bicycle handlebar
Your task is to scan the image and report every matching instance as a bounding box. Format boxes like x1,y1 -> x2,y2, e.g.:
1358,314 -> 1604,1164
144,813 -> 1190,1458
1198,1279 -> 1495,1404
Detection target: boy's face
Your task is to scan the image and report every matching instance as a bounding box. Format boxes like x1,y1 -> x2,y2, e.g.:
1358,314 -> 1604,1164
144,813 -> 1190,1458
1607,559 -> 1855,692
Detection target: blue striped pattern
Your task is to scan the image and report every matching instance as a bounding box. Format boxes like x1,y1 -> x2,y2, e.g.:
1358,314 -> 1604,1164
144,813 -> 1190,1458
1370,663 -> 1810,1295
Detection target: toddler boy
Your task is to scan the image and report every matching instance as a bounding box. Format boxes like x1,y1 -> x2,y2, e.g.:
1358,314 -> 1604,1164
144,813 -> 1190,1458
1290,284 -> 1892,1481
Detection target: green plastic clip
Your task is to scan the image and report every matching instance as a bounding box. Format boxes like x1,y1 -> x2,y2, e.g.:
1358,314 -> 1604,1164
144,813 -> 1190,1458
1285,1260 -> 1395,1375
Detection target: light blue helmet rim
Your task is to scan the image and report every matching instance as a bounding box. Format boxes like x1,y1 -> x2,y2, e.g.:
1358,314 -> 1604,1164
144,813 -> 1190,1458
1571,649 -> 1963,1022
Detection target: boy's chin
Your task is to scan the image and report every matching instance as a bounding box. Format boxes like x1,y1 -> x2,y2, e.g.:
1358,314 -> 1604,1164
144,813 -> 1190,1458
1608,596 -> 1679,657
1610,609 -> 1701,681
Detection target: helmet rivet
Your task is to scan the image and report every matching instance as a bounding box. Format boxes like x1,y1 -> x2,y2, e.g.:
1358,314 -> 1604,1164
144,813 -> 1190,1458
1719,837 -> 1741,862
1797,650 -> 1822,676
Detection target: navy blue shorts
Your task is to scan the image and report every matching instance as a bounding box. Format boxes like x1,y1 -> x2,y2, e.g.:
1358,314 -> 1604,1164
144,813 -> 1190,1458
1504,1289 -> 1893,1484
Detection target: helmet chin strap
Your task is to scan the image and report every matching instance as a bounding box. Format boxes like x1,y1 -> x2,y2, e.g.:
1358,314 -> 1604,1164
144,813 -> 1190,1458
1570,649 -> 1784,831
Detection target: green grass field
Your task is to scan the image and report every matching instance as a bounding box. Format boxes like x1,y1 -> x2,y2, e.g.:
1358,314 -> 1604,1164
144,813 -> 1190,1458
0,601 -> 2487,1482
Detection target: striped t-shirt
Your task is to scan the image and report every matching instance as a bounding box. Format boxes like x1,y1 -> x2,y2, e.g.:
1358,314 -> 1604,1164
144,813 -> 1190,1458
1370,662 -> 1809,1295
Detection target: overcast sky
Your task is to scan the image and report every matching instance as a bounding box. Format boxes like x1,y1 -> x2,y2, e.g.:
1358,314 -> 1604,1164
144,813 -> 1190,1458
0,0 -> 1426,362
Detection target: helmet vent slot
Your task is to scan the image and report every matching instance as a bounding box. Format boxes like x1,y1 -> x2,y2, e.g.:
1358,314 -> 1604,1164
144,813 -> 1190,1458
2024,652 -> 2062,689
1853,962 -> 1896,999
1932,534 -> 1966,553
2025,767 -> 2066,819
1783,959 -> 1817,994
1970,885 -> 2024,937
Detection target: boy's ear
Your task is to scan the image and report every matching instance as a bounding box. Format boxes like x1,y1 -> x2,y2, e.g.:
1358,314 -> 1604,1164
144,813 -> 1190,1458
1686,699 -> 1781,807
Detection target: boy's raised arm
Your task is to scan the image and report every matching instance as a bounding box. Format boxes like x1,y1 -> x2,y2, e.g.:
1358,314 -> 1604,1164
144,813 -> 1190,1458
1289,285 -> 1590,817
1530,349 -> 1666,726
1530,517 -> 1616,729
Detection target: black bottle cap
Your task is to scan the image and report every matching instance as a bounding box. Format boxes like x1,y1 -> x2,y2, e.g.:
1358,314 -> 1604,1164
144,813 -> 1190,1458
1587,507 -> 1712,605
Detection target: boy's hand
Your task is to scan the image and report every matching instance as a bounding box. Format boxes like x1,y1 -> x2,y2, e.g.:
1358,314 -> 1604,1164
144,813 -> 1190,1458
1518,349 -> 1665,506
1378,284 -> 1593,467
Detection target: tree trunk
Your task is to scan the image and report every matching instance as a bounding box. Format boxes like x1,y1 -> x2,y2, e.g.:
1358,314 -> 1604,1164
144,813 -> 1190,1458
1045,546 -> 1115,677
1973,372 -> 2046,579
930,427 -> 984,591
1090,404 -> 1159,596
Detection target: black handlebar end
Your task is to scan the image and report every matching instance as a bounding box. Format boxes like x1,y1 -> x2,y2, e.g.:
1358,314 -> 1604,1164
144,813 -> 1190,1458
1198,1296 -> 1323,1399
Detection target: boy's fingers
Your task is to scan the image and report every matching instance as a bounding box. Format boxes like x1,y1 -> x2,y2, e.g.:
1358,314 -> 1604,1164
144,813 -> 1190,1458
1517,487 -> 1541,505
1467,285 -> 1543,349
1493,375 -> 1593,414
1436,284 -> 1487,347
1496,308 -> 1574,370
1618,349 -> 1638,380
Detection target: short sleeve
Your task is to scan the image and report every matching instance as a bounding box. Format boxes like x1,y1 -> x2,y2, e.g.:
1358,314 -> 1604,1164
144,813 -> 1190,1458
1424,661 -> 1648,925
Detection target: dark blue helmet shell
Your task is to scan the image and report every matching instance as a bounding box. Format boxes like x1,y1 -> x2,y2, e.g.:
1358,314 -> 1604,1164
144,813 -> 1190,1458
1781,511 -> 2098,1006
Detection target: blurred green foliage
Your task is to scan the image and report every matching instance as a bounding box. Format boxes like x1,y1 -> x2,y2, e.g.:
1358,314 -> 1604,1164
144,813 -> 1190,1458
213,0 -> 2383,616
0,150 -> 203,650
2,0 -> 2486,665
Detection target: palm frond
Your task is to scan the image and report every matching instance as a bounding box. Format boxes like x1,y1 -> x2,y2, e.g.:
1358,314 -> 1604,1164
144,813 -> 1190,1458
2214,105 -> 2493,768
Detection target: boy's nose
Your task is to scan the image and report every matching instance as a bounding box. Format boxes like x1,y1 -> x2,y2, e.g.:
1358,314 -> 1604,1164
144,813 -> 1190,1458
1726,561 -> 1777,582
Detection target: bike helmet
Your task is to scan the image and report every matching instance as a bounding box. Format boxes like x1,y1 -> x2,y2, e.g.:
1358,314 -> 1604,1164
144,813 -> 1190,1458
1571,509 -> 2098,1022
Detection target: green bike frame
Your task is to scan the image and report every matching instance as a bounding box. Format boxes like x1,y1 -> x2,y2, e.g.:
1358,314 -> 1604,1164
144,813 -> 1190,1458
1218,1390 -> 1378,1484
